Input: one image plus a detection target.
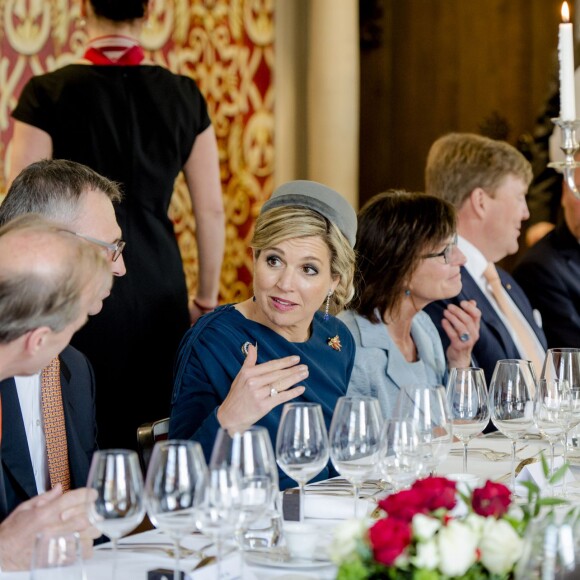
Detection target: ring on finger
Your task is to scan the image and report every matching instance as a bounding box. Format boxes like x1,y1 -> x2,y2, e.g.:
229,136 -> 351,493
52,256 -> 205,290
269,386 -> 278,397
459,332 -> 470,342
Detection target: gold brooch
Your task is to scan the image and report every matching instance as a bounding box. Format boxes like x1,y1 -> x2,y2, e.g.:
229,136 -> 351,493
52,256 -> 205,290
327,335 -> 342,351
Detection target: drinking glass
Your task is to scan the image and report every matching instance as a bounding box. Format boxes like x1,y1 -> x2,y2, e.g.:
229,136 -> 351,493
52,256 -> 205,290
210,427 -> 277,560
393,384 -> 453,475
145,440 -> 207,580
86,449 -> 145,556
276,402 -> 329,522
194,465 -> 242,580
378,418 -> 422,491
329,396 -> 382,517
534,379 -> 568,490
446,367 -> 490,472
489,359 -> 535,493
31,532 -> 83,580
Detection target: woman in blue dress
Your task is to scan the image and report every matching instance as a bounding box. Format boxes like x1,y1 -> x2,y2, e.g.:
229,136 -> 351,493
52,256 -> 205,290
169,181 -> 357,489
340,190 -> 481,418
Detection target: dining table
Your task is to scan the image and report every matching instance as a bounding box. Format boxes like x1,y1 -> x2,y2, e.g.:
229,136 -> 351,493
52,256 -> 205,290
6,433 -> 578,580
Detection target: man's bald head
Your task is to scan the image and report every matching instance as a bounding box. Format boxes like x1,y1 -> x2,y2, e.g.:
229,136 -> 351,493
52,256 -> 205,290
0,214 -> 111,344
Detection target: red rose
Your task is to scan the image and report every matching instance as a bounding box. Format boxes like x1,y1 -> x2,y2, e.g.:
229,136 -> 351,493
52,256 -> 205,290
411,476 -> 457,511
472,480 -> 511,518
379,488 -> 428,522
369,517 -> 412,566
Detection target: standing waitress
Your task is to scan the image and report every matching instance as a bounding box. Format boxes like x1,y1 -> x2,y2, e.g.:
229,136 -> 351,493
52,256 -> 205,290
9,0 -> 225,450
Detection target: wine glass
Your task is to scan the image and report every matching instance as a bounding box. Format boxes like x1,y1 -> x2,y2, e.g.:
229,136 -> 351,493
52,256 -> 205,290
329,396 -> 382,517
378,418 -> 422,491
446,368 -> 490,472
31,532 -> 83,580
534,379 -> 569,492
210,427 -> 277,559
194,464 -> 242,580
86,449 -> 145,557
144,440 -> 207,580
393,384 -> 453,475
489,359 -> 535,493
275,402 -> 329,522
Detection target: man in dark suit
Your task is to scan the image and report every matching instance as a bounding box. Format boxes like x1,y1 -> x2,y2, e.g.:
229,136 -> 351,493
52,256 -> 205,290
513,179 -> 580,348
0,215 -> 111,570
424,133 -> 548,384
0,160 -> 125,515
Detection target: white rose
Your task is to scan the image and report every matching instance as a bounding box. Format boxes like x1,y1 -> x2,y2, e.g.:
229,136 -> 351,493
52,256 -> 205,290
329,519 -> 367,564
413,514 -> 441,541
412,538 -> 439,570
479,518 -> 523,575
464,513 -> 486,537
437,520 -> 479,576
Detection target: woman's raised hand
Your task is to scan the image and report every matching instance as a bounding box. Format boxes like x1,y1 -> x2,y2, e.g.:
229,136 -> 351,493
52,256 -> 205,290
216,344 -> 308,433
442,299 -> 481,368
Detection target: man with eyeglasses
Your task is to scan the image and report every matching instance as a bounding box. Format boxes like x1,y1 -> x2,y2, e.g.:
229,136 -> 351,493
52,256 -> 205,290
424,133 -> 547,385
0,159 -> 124,517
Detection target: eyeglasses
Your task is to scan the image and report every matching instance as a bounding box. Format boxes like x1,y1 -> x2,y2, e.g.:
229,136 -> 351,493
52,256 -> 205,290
421,234 -> 458,265
73,232 -> 126,262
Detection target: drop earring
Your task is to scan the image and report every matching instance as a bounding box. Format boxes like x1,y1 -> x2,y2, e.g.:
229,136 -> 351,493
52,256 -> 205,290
324,291 -> 332,321
405,289 -> 411,296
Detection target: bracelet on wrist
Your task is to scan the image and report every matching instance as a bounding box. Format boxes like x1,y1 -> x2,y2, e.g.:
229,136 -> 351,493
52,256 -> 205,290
193,298 -> 217,312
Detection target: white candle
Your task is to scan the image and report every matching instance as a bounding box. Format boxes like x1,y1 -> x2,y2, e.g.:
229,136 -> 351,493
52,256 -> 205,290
559,1 -> 576,121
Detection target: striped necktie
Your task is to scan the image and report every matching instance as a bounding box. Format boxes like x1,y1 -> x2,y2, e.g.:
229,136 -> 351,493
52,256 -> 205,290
41,357 -> 71,492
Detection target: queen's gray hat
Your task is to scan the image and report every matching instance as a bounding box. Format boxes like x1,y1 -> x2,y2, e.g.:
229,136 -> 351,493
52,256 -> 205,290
260,180 -> 357,247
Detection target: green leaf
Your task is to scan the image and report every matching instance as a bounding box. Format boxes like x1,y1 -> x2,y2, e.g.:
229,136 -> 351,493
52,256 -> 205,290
540,452 -> 550,478
549,462 -> 569,485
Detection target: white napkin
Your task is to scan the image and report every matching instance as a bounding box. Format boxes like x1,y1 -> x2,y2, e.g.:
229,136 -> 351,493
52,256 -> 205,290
304,493 -> 376,520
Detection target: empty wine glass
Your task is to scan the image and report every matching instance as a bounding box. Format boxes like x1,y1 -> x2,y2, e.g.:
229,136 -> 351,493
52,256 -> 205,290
534,379 -> 568,491
194,464 -> 242,580
145,440 -> 207,580
489,359 -> 535,493
86,449 -> 145,557
378,418 -> 422,491
276,402 -> 329,522
446,367 -> 490,472
329,396 -> 382,517
393,384 -> 453,475
31,532 -> 83,580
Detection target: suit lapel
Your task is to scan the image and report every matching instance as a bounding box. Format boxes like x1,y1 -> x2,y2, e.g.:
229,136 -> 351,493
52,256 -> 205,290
0,379 -> 38,500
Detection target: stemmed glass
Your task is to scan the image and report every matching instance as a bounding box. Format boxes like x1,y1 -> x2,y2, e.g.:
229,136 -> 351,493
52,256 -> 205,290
446,368 -> 490,472
195,436 -> 243,579
393,385 -> 453,475
489,359 -> 535,493
144,440 -> 208,580
86,449 -> 145,575
378,418 -> 422,491
276,402 -> 329,522
533,379 -> 568,493
329,396 -> 382,517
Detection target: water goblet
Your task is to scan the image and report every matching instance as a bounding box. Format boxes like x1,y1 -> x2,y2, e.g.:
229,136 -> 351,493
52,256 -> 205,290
393,384 -> 453,475
329,396 -> 382,517
145,440 -> 207,580
275,402 -> 329,522
489,359 -> 535,493
31,532 -> 83,580
446,367 -> 490,472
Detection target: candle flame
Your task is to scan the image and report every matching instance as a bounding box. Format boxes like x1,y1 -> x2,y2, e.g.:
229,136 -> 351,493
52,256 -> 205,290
562,1 -> 570,23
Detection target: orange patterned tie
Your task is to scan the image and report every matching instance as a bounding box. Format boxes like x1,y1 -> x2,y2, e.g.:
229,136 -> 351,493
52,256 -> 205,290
41,357 -> 71,492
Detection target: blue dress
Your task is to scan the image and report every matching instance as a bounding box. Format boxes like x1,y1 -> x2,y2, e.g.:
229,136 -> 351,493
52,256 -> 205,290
169,304 -> 355,489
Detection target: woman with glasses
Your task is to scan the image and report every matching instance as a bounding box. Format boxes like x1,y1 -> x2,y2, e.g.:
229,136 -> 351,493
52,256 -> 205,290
339,190 -> 481,418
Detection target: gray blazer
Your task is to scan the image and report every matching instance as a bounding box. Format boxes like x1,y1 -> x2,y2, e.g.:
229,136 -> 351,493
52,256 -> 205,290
339,309 -> 447,418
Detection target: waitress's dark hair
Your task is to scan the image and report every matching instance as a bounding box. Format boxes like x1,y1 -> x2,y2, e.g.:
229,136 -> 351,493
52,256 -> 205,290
90,0 -> 148,21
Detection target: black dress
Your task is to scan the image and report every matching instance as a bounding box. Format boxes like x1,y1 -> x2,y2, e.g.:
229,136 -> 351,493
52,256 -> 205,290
13,64 -> 212,449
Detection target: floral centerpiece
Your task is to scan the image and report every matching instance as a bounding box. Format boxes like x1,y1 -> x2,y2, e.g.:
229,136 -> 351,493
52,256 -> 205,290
330,461 -> 566,580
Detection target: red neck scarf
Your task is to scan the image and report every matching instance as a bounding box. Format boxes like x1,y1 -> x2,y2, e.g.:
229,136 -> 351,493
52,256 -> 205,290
83,35 -> 144,66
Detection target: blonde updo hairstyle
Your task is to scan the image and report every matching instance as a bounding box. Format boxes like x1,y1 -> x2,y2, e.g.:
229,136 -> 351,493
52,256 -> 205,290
250,205 -> 355,315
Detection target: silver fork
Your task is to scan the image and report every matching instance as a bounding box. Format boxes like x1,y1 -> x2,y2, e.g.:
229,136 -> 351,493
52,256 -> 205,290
450,448 -> 510,461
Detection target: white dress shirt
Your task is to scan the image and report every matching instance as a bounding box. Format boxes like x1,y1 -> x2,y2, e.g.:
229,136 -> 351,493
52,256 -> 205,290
14,374 -> 49,493
458,236 -> 545,364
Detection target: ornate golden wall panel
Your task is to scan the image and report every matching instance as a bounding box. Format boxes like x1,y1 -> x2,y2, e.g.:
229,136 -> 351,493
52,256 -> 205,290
0,0 -> 274,302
